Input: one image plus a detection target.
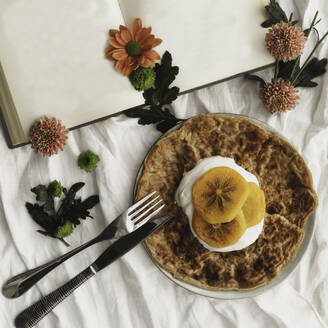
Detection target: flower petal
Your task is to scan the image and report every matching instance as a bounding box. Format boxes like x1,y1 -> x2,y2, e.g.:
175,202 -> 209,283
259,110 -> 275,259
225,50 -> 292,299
136,27 -> 151,43
115,60 -> 125,72
131,18 -> 142,39
140,57 -> 153,67
119,25 -> 129,32
105,48 -> 116,60
115,32 -> 127,46
141,36 -> 160,50
112,50 -> 128,61
152,38 -> 162,47
109,29 -> 119,37
105,46 -> 115,58
143,49 -> 160,61
109,37 -> 124,48
122,63 -> 133,76
121,29 -> 132,43
138,55 -> 146,66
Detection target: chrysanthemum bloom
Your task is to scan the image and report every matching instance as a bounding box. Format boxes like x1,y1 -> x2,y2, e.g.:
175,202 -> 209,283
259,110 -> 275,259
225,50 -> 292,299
29,116 -> 68,156
262,78 -> 299,113
78,150 -> 100,172
106,18 -> 162,76
265,22 -> 307,62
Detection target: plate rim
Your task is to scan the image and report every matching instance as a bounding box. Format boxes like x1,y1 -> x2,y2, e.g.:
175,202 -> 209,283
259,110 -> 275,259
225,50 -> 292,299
133,112 -> 316,299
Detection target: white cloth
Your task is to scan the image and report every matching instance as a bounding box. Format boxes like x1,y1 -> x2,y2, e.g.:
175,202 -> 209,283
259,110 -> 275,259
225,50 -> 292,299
1,0 -> 328,327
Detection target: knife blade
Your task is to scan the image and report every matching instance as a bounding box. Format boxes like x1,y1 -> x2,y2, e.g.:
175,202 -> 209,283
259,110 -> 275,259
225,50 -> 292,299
15,214 -> 174,328
90,214 -> 174,272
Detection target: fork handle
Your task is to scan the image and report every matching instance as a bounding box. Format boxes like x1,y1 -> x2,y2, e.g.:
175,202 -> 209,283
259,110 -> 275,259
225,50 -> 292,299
15,267 -> 95,328
2,237 -> 98,299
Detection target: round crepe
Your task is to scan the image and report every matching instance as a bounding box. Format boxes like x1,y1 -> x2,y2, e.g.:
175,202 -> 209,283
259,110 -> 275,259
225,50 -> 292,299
135,114 -> 318,290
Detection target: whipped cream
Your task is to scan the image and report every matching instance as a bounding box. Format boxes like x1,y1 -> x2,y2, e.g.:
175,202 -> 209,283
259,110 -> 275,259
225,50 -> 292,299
175,156 -> 264,252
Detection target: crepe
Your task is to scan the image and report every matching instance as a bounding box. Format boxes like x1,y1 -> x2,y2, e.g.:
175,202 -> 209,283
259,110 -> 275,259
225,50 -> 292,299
135,114 -> 318,290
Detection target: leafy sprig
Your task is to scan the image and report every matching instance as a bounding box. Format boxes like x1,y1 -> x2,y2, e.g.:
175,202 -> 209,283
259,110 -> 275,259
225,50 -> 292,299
246,7 -> 327,89
261,0 -> 292,27
124,51 -> 184,133
26,181 -> 99,246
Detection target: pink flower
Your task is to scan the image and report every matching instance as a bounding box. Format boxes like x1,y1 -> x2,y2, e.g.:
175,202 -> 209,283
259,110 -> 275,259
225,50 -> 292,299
265,22 -> 307,62
262,78 -> 299,113
29,116 -> 68,156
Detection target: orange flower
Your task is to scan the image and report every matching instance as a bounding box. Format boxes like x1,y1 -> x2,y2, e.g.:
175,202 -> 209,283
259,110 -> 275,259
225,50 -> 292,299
106,18 -> 162,76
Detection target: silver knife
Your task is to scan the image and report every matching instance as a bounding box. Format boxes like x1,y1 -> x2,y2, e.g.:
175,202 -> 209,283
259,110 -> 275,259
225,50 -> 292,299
14,214 -> 173,328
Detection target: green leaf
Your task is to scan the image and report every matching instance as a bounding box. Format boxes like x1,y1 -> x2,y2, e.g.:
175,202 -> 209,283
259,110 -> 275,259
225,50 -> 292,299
62,195 -> 99,226
123,51 -> 182,133
261,0 -> 289,27
277,58 -> 327,87
244,74 -> 266,88
293,58 -> 327,87
143,51 -> 179,106
277,60 -> 297,81
67,182 -> 85,197
56,182 -> 85,219
26,203 -> 58,232
31,185 -> 48,202
156,117 -> 181,133
31,184 -> 55,213
81,195 -> 100,209
124,105 -> 182,133
26,181 -> 99,246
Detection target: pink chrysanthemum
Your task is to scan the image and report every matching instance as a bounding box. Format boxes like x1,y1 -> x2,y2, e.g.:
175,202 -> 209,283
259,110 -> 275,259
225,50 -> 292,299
262,78 -> 299,113
265,22 -> 307,62
29,116 -> 68,156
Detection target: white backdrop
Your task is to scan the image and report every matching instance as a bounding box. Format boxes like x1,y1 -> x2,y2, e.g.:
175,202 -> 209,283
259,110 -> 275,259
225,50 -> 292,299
1,0 -> 328,327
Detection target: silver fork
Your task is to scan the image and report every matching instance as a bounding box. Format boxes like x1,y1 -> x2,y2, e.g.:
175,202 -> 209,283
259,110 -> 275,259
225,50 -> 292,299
2,191 -> 164,299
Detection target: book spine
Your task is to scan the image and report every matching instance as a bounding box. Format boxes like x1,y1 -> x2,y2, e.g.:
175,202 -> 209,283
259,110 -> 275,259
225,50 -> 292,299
0,61 -> 26,147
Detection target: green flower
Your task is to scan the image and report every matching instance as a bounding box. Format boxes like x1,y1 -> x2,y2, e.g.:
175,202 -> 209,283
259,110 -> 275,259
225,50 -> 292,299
54,221 -> 73,238
47,180 -> 63,198
78,150 -> 100,172
130,67 -> 156,91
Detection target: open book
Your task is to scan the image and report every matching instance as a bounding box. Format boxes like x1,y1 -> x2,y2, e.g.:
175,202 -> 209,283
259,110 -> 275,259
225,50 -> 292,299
0,0 -> 273,148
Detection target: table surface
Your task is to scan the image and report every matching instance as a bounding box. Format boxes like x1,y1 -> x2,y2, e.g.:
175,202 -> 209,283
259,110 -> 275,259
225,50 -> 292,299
1,0 -> 328,327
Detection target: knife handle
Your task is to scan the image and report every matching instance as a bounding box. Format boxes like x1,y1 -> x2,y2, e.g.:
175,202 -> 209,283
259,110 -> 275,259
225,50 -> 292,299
3,237 -> 99,299
14,267 -> 95,328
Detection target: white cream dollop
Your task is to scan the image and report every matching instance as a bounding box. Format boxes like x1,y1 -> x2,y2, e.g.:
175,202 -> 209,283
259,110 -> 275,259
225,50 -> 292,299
175,156 -> 264,252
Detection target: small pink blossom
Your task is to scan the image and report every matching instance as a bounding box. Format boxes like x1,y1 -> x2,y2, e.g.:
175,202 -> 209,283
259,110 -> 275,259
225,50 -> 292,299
262,78 -> 299,113
29,116 -> 68,156
265,22 -> 307,62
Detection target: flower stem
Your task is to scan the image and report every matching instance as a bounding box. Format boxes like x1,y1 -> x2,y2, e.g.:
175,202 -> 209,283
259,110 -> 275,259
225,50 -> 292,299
290,11 -> 319,82
305,11 -> 319,37
274,60 -> 279,79
289,13 -> 293,22
291,30 -> 328,85
59,238 -> 70,247
290,57 -> 300,81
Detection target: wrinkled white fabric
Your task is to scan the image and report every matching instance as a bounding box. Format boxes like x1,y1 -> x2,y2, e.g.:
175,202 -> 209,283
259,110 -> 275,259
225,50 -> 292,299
1,0 -> 328,327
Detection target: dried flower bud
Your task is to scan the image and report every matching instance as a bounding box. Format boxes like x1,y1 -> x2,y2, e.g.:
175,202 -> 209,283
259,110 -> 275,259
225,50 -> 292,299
29,116 -> 68,156
265,22 -> 306,62
78,150 -> 100,172
262,78 -> 299,113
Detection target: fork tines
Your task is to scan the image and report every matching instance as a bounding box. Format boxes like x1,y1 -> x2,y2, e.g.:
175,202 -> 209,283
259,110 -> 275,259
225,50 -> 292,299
129,192 -> 164,228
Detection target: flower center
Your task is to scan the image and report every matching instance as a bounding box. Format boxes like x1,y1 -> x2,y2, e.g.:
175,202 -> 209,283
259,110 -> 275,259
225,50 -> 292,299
125,41 -> 142,56
281,39 -> 290,51
216,189 -> 223,196
41,131 -> 54,142
273,96 -> 284,104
